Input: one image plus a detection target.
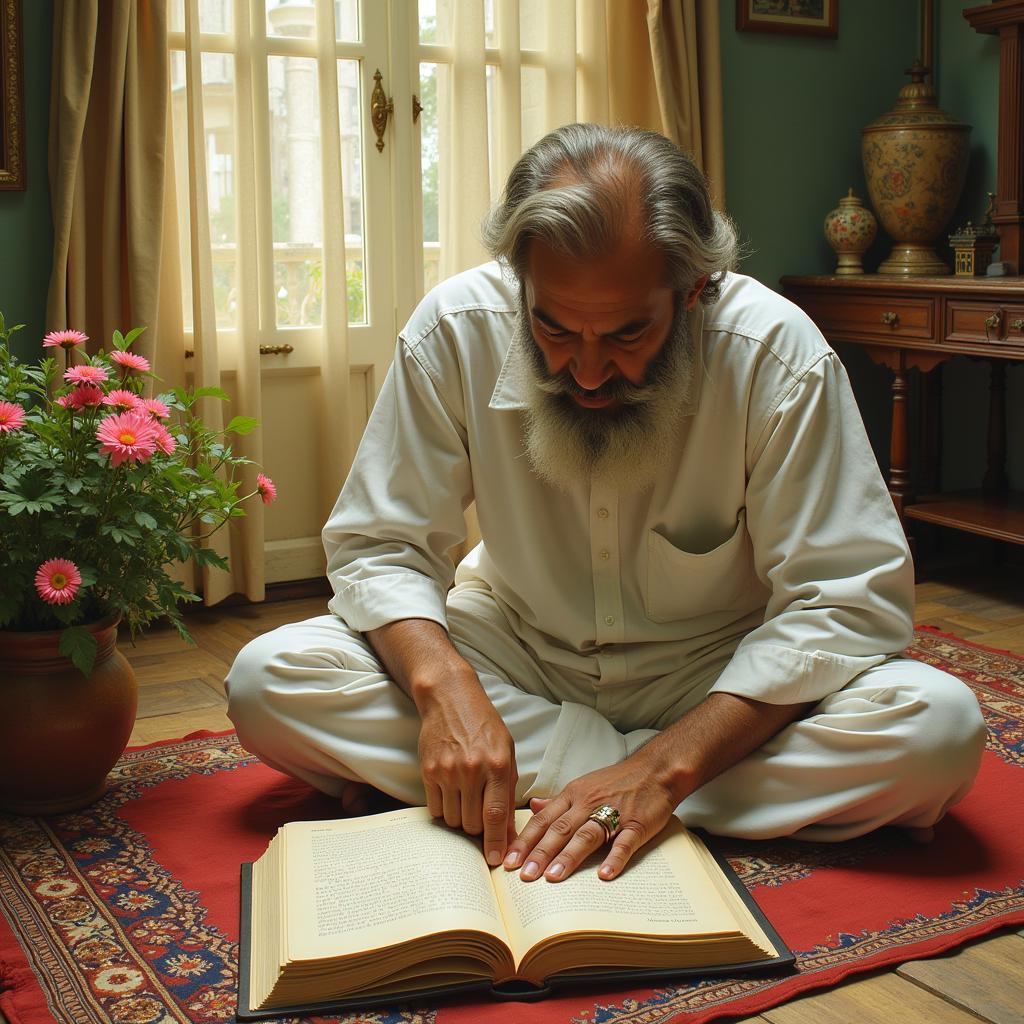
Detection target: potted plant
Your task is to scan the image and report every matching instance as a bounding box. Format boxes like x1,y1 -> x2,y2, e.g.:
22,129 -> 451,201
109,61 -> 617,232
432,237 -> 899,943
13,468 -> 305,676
0,315 -> 277,814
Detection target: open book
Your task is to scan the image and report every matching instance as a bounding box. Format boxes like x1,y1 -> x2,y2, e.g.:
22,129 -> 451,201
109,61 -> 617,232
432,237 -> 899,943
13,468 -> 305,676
238,806 -> 793,1018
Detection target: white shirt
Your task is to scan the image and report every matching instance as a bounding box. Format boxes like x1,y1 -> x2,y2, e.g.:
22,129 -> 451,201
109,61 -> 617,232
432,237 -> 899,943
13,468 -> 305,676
323,264 -> 914,707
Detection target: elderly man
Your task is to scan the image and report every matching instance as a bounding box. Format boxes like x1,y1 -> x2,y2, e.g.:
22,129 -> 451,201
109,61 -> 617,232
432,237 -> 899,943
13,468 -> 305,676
227,124 -> 985,885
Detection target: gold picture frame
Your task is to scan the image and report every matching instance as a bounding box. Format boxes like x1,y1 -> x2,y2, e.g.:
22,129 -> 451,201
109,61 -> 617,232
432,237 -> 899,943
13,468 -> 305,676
736,1 -> 838,39
0,0 -> 25,190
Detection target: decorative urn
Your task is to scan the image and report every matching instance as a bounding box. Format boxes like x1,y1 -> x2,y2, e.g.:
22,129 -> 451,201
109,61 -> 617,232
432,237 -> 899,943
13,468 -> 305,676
824,189 -> 877,275
861,60 -> 971,275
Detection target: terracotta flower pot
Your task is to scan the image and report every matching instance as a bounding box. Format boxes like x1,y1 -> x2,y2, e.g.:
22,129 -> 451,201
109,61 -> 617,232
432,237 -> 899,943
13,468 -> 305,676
0,615 -> 137,815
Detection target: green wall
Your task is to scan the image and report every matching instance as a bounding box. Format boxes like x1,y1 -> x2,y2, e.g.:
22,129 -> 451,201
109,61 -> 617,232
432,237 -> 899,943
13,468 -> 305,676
0,0 -> 52,362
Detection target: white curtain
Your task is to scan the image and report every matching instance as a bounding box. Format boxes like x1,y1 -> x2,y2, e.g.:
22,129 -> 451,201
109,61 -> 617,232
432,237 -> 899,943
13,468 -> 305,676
436,0 -> 724,281
166,0 -> 354,603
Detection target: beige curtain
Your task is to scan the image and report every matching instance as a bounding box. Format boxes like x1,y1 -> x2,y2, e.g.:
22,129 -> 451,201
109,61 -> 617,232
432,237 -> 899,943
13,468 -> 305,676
646,0 -> 726,205
46,1 -> 169,365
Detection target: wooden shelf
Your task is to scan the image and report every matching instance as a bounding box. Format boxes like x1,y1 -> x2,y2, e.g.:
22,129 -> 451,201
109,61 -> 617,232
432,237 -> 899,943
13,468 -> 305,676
904,491 -> 1024,544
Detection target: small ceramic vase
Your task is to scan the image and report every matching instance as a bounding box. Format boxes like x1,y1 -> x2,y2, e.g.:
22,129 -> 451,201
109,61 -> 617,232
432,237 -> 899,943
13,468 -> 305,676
824,189 -> 878,275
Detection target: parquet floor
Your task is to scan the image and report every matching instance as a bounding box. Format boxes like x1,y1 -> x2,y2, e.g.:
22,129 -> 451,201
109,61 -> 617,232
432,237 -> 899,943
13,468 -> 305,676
54,570 -> 1024,1023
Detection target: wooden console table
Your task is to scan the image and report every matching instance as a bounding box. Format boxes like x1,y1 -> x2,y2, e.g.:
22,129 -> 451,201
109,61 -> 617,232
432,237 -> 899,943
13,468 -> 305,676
780,274 -> 1024,546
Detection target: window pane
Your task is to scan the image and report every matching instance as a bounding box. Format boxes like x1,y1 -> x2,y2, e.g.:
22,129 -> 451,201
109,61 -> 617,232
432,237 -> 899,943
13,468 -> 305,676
419,0 -> 447,45
336,0 -> 360,42
419,61 -> 440,293
168,48 -> 239,332
338,59 -> 366,325
267,0 -> 316,40
268,55 -> 323,327
169,52 -> 194,333
199,0 -> 231,34
484,0 -> 495,47
169,0 -> 184,33
203,54 -> 238,329
520,0 -> 544,49
521,65 -> 546,150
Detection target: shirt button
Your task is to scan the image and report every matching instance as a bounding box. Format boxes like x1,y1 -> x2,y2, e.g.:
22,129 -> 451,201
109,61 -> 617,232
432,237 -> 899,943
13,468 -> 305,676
604,615 -> 615,626
600,549 -> 610,560
597,507 -> 609,518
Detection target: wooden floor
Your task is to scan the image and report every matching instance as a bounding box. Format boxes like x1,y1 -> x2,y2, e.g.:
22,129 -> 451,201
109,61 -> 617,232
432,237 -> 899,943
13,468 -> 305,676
44,570 -> 1024,1023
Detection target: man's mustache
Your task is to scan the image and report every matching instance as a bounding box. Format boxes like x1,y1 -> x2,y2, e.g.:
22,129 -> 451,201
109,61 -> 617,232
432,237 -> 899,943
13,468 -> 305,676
531,367 -> 651,406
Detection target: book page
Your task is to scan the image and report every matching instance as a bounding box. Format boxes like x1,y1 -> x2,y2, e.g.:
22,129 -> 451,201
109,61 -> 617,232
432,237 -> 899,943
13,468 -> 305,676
282,807 -> 509,961
492,812 -> 763,964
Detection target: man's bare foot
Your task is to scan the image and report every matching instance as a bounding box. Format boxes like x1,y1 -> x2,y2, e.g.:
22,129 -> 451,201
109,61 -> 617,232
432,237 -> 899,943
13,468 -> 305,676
338,780 -> 383,817
902,825 -> 935,844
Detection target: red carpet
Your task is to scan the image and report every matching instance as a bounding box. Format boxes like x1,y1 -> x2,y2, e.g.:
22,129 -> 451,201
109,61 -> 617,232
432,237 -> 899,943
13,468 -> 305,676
1,627 -> 1023,1024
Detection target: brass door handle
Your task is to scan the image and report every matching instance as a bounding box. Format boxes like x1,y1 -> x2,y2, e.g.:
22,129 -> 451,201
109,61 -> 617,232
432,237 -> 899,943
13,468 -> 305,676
371,69 -> 394,152
881,311 -> 900,327
259,344 -> 294,356
984,311 -> 1002,330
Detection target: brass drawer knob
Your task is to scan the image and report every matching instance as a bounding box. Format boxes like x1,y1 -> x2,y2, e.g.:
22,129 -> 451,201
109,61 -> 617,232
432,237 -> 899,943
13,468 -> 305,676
881,311 -> 900,327
1011,318 -> 1024,331
984,311 -> 1002,330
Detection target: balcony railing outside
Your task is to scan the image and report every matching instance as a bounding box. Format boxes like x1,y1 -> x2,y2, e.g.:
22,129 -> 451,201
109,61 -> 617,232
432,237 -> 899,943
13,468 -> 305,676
209,241 -> 442,330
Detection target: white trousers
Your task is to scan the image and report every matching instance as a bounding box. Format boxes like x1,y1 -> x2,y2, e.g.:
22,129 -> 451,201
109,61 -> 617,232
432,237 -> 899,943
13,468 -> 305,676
225,588 -> 987,842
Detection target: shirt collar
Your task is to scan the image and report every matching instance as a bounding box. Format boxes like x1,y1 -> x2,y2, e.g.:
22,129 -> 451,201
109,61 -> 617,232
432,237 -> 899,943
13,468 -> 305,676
487,306 -> 705,414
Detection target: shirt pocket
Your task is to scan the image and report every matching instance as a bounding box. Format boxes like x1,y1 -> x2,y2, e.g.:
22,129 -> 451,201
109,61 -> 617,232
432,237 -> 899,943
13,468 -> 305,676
644,510 -> 753,624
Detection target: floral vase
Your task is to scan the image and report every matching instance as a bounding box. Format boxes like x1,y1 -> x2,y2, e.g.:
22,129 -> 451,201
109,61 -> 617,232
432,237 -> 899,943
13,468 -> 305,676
0,615 -> 137,815
861,60 -> 970,275
824,189 -> 878,275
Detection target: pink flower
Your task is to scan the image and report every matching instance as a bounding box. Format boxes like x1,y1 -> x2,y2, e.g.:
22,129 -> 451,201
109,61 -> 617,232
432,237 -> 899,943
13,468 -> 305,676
34,558 -> 82,605
142,398 -> 170,420
256,473 -> 277,505
42,329 -> 88,350
102,389 -> 142,411
56,395 -> 72,409
153,423 -> 177,455
67,384 -> 105,410
0,401 -> 26,433
110,350 -> 151,373
95,409 -> 159,466
64,365 -> 108,385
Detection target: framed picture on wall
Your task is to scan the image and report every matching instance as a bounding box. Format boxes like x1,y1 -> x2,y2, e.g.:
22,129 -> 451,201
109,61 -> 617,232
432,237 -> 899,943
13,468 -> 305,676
736,0 -> 838,39
0,0 -> 25,190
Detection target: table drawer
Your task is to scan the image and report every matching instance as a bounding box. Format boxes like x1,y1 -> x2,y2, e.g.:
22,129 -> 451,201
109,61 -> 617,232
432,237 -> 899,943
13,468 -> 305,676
797,293 -> 936,341
945,300 -> 1024,347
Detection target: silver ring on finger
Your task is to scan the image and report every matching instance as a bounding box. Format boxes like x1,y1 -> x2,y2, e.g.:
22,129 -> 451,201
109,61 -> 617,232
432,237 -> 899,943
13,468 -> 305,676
586,804 -> 620,841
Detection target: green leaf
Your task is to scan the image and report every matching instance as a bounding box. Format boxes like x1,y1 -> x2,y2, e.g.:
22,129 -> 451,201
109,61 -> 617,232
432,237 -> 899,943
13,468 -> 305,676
112,329 -> 125,350
60,627 -> 98,676
192,386 -> 230,402
192,547 -> 229,570
66,478 -> 84,495
122,326 -> 147,348
225,415 -> 259,436
134,510 -> 158,530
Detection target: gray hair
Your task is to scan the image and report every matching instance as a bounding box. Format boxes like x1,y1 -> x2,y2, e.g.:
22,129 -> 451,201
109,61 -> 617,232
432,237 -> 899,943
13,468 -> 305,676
481,123 -> 738,304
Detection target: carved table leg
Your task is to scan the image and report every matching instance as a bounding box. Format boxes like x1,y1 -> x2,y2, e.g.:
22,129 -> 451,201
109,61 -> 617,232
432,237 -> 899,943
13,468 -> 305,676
888,357 -> 911,524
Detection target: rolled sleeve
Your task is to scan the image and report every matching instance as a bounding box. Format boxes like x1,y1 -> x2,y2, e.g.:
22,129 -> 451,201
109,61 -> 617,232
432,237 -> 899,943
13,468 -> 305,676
709,350 -> 914,706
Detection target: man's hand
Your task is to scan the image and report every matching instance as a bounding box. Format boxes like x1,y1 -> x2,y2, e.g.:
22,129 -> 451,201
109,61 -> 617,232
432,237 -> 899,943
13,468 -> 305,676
416,675 -> 518,866
502,752 -> 677,882
503,692 -> 814,883
364,618 -> 520,867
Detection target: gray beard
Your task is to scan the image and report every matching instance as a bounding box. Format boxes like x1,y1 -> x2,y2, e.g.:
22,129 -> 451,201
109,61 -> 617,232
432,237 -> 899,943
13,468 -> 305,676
514,298 -> 694,493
